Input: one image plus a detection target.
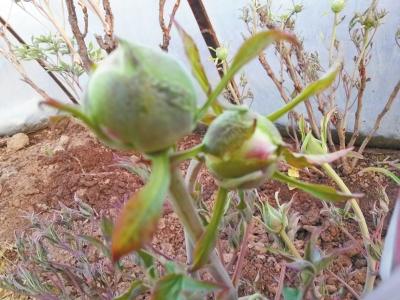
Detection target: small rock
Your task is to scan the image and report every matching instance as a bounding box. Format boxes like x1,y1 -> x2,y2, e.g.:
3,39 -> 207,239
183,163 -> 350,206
7,133 -> 29,152
13,198 -> 21,208
326,284 -> 337,293
59,135 -> 70,147
354,258 -> 367,268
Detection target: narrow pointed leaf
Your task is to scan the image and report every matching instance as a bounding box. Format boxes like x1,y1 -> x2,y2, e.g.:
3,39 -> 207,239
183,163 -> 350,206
41,97 -> 92,125
268,61 -> 341,122
111,152 -> 170,261
175,22 -> 211,95
282,147 -> 353,168
272,171 -> 361,202
197,30 -> 297,120
191,187 -> 228,271
42,97 -> 127,149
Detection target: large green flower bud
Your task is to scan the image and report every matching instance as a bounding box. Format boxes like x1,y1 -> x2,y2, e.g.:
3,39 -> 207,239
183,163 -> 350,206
203,108 -> 282,189
84,41 -> 197,153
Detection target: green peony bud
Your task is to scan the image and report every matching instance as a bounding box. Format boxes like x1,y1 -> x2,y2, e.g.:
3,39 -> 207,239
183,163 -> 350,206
261,202 -> 289,234
203,108 -> 282,189
293,4 -> 303,14
331,0 -> 345,13
215,46 -> 229,61
84,40 -> 197,153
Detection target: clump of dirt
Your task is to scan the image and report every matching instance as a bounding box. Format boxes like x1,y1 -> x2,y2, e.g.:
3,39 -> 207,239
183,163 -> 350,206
0,116 -> 399,299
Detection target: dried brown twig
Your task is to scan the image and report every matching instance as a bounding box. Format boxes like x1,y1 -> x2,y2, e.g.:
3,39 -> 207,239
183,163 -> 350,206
351,79 -> 400,167
159,0 -> 181,51
93,0 -> 116,53
65,0 -> 93,73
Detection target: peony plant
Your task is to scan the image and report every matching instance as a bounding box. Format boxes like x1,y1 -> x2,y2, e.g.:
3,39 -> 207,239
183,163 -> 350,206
43,28 -> 360,299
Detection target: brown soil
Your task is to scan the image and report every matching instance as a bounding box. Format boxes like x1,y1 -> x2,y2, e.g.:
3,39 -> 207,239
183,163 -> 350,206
0,117 -> 399,299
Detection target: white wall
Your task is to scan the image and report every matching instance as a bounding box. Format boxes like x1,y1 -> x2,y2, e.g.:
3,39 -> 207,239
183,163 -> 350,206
0,0 -> 399,144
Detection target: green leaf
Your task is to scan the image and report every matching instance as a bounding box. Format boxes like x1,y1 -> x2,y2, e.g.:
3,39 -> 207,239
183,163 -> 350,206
282,147 -> 353,168
301,132 -> 327,155
360,167 -> 400,185
137,250 -> 157,279
175,22 -> 211,95
111,152 -> 170,261
268,61 -> 341,122
151,274 -> 220,300
191,187 -> 228,271
113,280 -> 147,300
272,171 -> 361,202
100,217 -> 114,242
197,30 -> 297,120
283,287 -> 303,300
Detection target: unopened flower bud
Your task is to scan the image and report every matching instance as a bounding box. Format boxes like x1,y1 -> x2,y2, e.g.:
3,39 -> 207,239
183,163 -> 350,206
84,40 -> 197,153
203,108 -> 281,188
215,46 -> 229,61
331,0 -> 345,13
262,202 -> 288,233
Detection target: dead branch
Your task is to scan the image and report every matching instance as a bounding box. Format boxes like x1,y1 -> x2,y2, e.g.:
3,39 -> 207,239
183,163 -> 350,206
258,51 -> 290,103
187,0 -> 240,103
95,0 -> 116,53
351,79 -> 400,167
159,0 -> 181,51
281,45 -> 320,138
78,2 -> 89,38
348,59 -> 367,147
65,0 -> 93,73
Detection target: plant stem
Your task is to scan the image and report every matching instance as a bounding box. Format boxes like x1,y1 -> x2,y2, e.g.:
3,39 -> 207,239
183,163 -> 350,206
322,163 -> 376,294
170,144 -> 204,165
169,167 -> 237,300
329,13 -> 339,67
279,229 -> 301,259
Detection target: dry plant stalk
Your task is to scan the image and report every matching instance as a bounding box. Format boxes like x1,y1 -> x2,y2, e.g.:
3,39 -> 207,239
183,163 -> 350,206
159,0 -> 181,51
65,0 -> 93,72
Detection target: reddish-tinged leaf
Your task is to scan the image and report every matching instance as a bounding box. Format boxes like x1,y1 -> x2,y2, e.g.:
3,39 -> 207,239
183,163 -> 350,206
111,152 -> 170,261
282,147 -> 353,168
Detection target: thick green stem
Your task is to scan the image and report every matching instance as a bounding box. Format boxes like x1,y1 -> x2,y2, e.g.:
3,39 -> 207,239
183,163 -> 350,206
279,229 -> 301,259
322,163 -> 376,294
169,167 -> 237,300
170,144 -> 205,165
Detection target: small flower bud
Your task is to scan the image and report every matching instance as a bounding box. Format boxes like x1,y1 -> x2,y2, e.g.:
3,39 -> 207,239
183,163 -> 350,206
215,46 -> 229,61
203,108 -> 282,188
294,4 -> 303,14
261,202 -> 288,233
331,0 -> 345,13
